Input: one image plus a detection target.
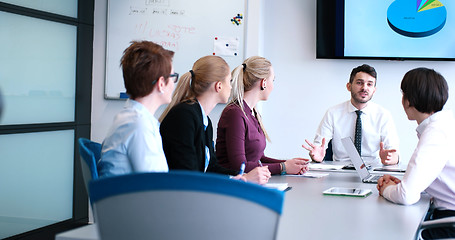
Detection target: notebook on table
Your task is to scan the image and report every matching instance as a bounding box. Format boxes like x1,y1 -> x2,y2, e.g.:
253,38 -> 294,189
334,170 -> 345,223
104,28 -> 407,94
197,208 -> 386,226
341,137 -> 383,184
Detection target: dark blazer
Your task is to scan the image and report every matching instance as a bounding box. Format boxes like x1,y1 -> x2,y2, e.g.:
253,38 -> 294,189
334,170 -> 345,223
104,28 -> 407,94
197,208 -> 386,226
160,100 -> 238,176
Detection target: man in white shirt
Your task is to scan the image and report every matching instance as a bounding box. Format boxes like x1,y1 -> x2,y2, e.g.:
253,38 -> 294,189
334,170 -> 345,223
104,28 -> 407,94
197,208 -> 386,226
377,67 -> 455,239
302,64 -> 399,165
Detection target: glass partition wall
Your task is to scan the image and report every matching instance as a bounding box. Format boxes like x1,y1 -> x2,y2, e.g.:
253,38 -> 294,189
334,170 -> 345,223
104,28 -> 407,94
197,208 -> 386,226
0,1 -> 93,239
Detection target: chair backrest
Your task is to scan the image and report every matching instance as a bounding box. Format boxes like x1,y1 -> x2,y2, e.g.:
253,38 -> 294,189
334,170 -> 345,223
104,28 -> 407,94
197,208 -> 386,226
78,138 -> 102,193
414,216 -> 455,240
324,139 -> 333,161
89,171 -> 285,240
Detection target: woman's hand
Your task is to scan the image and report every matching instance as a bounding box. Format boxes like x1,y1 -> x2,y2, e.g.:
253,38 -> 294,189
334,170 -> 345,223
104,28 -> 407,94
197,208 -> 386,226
243,166 -> 271,185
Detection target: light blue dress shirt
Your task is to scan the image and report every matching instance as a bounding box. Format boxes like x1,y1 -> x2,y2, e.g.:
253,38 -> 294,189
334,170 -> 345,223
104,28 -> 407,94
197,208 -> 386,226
198,102 -> 210,172
98,99 -> 168,177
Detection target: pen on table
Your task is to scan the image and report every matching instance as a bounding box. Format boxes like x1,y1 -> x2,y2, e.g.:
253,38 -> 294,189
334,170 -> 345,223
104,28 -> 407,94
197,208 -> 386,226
239,162 -> 246,175
258,160 -> 263,167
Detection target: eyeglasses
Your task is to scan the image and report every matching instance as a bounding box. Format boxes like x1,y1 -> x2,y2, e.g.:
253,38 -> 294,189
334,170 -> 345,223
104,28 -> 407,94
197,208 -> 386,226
170,72 -> 179,83
152,73 -> 179,85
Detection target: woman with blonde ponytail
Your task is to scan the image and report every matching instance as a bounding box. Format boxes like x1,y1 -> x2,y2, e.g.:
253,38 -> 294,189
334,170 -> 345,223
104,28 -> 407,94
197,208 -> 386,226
160,55 -> 270,184
216,56 -> 310,175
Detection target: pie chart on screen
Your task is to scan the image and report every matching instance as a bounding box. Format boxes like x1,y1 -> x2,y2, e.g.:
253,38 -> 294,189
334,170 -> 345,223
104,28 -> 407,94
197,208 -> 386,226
387,0 -> 447,37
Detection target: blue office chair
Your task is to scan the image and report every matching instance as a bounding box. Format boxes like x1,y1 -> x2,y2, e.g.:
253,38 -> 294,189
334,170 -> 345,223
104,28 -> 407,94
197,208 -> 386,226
78,138 -> 102,193
89,171 -> 285,240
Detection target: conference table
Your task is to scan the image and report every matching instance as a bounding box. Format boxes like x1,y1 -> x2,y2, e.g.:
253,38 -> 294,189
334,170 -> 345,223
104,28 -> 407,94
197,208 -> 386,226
273,166 -> 430,240
56,164 -> 431,240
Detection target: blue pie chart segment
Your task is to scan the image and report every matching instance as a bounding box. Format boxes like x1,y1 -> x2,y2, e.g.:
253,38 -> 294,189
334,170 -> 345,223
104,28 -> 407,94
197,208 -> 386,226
387,0 -> 447,37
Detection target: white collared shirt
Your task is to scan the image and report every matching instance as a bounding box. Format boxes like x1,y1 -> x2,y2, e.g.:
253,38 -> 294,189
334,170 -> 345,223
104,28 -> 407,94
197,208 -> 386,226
98,99 -> 168,177
315,100 -> 399,162
383,110 -> 455,209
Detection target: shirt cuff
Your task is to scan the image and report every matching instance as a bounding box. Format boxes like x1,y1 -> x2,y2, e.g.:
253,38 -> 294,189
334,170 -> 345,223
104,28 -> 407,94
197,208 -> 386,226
382,184 -> 395,202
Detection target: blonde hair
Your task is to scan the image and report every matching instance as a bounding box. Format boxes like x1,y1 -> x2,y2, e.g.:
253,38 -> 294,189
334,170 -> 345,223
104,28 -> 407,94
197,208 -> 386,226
159,55 -> 230,122
230,56 -> 272,142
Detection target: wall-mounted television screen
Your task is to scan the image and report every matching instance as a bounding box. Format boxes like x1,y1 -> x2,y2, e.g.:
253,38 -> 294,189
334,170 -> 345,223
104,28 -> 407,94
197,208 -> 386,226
317,0 -> 455,61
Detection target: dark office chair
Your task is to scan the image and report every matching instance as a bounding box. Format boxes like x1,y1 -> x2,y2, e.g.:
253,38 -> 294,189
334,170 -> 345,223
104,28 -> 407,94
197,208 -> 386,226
415,207 -> 455,240
90,171 -> 285,240
78,138 -> 102,193
323,139 -> 333,161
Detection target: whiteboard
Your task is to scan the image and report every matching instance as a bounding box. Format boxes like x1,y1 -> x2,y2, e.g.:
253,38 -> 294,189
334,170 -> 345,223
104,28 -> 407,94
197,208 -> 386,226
105,0 -> 246,99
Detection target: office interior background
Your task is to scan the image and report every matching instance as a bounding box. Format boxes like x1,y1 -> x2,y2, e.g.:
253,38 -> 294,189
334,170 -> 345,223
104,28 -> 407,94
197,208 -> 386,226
93,0 -> 455,164
1,0 -> 455,239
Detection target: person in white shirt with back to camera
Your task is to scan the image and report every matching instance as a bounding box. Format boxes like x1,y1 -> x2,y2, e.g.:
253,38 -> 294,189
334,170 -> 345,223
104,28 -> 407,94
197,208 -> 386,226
377,67 -> 455,239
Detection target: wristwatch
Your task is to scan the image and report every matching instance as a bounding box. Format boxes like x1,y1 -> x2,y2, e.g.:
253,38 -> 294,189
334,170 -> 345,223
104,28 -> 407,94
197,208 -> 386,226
280,162 -> 287,175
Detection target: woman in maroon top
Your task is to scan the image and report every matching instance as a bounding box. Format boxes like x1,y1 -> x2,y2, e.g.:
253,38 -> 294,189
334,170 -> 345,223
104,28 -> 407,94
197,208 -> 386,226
216,56 -> 309,175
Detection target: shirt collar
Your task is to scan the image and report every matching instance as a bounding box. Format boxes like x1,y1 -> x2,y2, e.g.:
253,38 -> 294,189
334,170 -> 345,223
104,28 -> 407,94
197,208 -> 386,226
347,101 -> 372,114
416,110 -> 452,138
242,101 -> 253,116
198,101 -> 208,128
126,99 -> 155,119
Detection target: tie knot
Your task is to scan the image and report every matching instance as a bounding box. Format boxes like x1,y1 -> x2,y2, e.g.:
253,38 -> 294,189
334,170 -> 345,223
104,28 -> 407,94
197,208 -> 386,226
355,110 -> 362,116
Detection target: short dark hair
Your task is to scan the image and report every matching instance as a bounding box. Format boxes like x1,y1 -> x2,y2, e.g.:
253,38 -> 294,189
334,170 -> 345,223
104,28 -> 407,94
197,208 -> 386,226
401,68 -> 448,114
349,64 -> 377,85
121,41 -> 174,99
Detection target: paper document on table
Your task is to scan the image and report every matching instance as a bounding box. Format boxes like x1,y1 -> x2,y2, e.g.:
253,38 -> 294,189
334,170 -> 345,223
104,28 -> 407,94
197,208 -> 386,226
309,163 -> 344,170
286,172 -> 329,178
264,183 -> 289,191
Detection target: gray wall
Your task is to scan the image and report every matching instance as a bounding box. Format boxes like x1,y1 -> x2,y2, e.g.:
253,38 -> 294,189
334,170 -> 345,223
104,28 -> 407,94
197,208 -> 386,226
92,0 -> 455,164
